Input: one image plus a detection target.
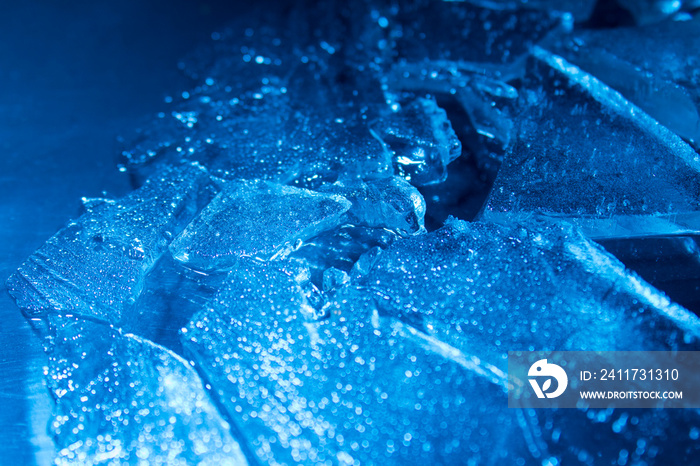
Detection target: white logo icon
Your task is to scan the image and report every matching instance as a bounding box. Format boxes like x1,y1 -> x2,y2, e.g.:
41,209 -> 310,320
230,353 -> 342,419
528,359 -> 568,398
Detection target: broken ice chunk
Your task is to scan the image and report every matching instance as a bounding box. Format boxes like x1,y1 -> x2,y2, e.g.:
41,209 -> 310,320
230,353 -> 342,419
555,18 -> 700,144
319,176 -> 426,235
482,48 -> 700,239
169,180 -> 352,270
47,317 -> 246,465
455,79 -> 516,162
123,88 -> 394,188
354,217 -> 700,372
322,267 -> 350,291
371,97 -> 461,186
6,163 -> 208,323
182,261 -> 533,465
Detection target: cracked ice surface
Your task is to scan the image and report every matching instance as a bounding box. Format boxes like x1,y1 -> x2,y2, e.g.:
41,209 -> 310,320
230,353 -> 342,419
7,1 -> 700,465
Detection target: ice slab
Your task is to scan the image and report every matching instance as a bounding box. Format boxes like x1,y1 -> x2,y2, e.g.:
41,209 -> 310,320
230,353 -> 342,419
6,164 -> 208,323
481,48 -> 700,239
122,89 -> 393,188
555,17 -> 700,144
182,260 -> 534,465
121,254 -> 228,354
169,180 -> 352,271
392,2 -> 569,72
119,4 -> 397,188
47,317 -> 246,465
353,217 -> 700,372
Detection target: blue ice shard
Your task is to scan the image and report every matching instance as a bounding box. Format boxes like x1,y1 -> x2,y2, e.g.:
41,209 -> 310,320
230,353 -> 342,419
121,254 -> 228,354
47,317 -> 246,465
285,225 -> 398,292
6,163 -> 209,323
169,180 -> 352,270
481,48 -> 700,239
182,259 -> 533,465
353,217 -> 700,372
555,17 -> 700,144
370,97 -> 461,186
320,176 -> 426,235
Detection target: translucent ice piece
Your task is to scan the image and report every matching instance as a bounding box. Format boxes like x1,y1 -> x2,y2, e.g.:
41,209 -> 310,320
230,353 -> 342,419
370,97 -> 461,186
121,254 -> 228,355
320,176 -> 426,235
182,260 -> 534,465
285,225 -> 397,291
6,163 -> 208,323
285,225 -> 396,287
456,80 -> 515,153
354,217 -> 700,372
47,317 -> 246,465
122,77 -> 394,188
169,180 -> 352,270
481,48 -> 700,239
556,18 -> 700,143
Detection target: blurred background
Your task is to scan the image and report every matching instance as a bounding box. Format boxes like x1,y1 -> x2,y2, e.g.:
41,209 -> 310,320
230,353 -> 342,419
0,1 -> 240,463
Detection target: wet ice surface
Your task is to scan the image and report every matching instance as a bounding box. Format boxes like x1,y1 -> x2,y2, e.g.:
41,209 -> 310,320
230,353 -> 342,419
47,317 -> 246,466
482,48 -> 700,239
7,1 -> 700,465
7,164 -> 208,324
354,217 -> 700,371
184,260 -> 528,465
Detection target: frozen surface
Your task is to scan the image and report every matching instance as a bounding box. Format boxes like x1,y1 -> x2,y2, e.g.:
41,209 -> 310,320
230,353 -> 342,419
555,16 -> 700,143
319,176 -> 426,235
482,48 -> 700,239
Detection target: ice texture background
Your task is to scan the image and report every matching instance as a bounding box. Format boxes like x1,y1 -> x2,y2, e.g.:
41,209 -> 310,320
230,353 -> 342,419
3,0 -> 700,465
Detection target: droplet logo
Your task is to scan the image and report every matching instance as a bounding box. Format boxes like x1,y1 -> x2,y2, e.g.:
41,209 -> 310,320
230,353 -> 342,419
528,359 -> 568,398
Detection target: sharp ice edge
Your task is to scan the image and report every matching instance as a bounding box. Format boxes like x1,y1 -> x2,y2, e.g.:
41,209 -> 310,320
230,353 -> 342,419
533,46 -> 700,173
